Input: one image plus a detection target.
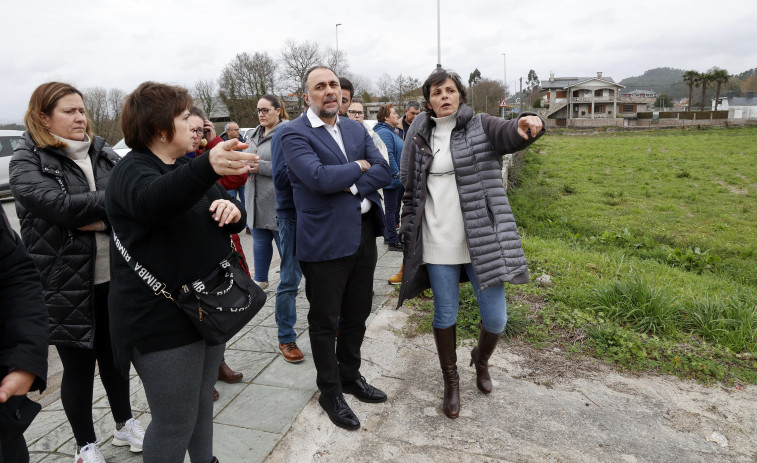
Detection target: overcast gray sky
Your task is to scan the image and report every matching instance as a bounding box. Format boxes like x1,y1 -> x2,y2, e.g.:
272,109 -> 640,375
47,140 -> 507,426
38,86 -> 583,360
2,0 -> 755,123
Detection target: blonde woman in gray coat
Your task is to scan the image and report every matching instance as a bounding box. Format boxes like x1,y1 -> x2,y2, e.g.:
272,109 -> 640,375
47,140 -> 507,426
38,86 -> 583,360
244,95 -> 289,289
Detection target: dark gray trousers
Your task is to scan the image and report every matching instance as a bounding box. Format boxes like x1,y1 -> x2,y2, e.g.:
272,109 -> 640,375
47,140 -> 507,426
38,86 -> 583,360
132,340 -> 224,463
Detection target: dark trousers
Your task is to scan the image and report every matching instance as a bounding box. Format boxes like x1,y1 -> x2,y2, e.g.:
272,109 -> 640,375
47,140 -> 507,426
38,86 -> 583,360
55,282 -> 132,446
300,213 -> 378,397
0,395 -> 40,463
383,187 -> 403,244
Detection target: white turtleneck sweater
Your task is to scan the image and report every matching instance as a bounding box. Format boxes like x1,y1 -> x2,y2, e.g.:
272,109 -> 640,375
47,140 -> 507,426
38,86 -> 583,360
57,134 -> 111,285
422,112 -> 470,264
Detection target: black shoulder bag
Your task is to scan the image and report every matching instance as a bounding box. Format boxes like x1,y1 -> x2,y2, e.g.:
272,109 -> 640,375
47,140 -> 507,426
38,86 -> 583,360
112,231 -> 266,345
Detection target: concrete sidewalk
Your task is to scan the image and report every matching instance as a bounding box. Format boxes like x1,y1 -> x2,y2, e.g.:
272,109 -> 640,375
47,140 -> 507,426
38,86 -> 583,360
23,235 -> 405,462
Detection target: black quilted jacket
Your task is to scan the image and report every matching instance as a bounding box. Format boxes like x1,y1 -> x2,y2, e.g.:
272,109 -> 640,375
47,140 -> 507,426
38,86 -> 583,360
9,132 -> 119,348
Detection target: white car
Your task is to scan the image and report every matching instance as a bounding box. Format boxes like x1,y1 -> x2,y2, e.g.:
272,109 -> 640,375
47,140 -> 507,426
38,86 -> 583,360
0,130 -> 24,197
112,138 -> 131,157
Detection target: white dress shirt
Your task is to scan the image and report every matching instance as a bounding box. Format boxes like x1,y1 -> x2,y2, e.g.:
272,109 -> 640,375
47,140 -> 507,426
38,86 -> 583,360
306,109 -> 371,213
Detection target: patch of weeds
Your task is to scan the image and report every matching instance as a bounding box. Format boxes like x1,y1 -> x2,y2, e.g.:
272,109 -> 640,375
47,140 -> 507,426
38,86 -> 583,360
676,169 -> 691,178
589,275 -> 681,336
561,183 -> 577,195
685,295 -> 757,353
601,189 -> 625,206
666,246 -> 720,274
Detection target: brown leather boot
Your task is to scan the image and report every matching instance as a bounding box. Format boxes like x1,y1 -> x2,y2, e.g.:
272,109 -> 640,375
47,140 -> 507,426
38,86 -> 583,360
469,325 -> 501,394
218,361 -> 243,383
433,325 -> 460,418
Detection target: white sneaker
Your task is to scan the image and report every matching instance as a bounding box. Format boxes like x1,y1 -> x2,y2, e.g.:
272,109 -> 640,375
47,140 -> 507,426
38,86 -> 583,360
112,417 -> 144,452
75,441 -> 105,463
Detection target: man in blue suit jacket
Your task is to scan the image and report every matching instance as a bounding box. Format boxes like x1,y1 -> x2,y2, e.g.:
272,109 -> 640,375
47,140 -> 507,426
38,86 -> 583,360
279,66 -> 391,431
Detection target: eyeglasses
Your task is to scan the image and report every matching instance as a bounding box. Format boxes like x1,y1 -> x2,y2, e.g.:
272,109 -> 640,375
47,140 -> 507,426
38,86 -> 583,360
256,107 -> 270,114
348,110 -> 364,116
190,128 -> 203,135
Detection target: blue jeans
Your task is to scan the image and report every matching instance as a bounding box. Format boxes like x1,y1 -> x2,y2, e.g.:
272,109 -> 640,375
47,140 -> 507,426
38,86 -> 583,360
226,184 -> 246,209
275,217 -> 302,343
426,263 -> 508,334
250,227 -> 281,283
383,187 -> 403,244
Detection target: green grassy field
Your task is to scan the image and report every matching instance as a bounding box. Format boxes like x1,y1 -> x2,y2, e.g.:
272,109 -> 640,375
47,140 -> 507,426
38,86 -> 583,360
405,126 -> 757,385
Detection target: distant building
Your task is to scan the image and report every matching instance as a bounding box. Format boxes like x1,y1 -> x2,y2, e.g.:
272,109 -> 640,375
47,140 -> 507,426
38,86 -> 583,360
621,89 -> 658,98
540,72 -> 649,120
711,91 -> 757,118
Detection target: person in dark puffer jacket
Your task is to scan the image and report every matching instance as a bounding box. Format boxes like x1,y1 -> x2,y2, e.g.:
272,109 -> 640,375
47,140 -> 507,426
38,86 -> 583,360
9,82 -> 142,462
397,69 -> 544,419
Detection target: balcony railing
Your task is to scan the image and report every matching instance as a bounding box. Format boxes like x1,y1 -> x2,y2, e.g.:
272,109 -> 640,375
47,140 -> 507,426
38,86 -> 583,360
549,95 -> 649,107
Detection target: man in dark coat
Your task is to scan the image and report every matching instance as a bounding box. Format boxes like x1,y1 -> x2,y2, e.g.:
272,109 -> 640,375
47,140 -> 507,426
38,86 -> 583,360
279,66 -> 391,431
0,207 -> 48,463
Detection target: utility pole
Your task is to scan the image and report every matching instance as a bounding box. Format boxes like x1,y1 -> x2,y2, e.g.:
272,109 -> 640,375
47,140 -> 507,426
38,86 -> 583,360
436,0 -> 441,69
520,77 -> 524,115
335,23 -> 342,69
501,53 -> 506,118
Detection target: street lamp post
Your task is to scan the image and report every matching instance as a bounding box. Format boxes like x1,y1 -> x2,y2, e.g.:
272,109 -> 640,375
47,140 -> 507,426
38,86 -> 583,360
436,0 -> 441,69
336,23 -> 342,61
502,52 -> 506,117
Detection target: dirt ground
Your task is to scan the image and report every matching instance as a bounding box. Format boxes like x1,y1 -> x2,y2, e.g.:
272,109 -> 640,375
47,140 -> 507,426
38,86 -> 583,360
265,307 -> 757,463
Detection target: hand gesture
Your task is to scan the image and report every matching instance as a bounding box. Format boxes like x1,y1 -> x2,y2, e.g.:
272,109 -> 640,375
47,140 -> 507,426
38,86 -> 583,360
209,199 -> 241,226
517,115 -> 543,140
208,139 -> 258,176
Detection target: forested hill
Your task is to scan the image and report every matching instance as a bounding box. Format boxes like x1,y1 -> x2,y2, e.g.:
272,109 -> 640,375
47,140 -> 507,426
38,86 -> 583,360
619,67 -> 687,98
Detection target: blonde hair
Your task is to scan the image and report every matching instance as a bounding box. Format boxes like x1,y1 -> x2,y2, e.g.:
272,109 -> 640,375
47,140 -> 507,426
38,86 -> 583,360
24,82 -> 93,148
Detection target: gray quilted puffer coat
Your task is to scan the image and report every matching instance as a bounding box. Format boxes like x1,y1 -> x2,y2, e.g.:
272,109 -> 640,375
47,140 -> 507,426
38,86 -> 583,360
9,132 -> 119,348
244,121 -> 287,231
397,104 -> 544,307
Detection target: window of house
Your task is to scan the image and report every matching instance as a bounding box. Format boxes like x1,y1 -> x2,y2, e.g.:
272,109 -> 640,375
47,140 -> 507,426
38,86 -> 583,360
595,90 -> 603,97
595,104 -> 605,113
622,104 -> 634,113
557,91 -> 567,98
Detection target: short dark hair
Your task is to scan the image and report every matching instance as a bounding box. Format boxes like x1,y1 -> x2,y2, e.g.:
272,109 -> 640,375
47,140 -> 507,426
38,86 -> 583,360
121,82 -> 193,151
421,68 -> 467,116
339,77 -> 354,100
376,103 -> 394,123
189,106 -> 207,120
405,100 -> 421,111
303,65 -> 337,96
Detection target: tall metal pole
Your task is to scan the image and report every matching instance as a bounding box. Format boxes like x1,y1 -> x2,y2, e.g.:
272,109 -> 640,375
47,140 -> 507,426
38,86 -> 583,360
436,0 -> 441,69
520,77 -> 524,115
502,52 -> 506,118
335,23 -> 342,66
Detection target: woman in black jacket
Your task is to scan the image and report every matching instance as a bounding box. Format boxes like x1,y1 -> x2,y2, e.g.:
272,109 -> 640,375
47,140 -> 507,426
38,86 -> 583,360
9,82 -> 142,462
106,82 -> 257,463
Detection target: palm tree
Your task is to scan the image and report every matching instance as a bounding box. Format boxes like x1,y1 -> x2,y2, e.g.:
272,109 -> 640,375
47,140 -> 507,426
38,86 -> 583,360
682,70 -> 699,111
696,71 -> 713,111
710,67 -> 730,110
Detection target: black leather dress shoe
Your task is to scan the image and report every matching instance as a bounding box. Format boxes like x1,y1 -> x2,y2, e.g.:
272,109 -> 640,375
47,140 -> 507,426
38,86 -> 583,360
387,243 -> 403,252
341,376 -> 387,403
318,393 -> 360,430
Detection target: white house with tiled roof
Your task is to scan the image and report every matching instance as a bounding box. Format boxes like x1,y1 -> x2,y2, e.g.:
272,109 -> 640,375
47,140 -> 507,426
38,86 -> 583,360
541,72 -> 649,120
